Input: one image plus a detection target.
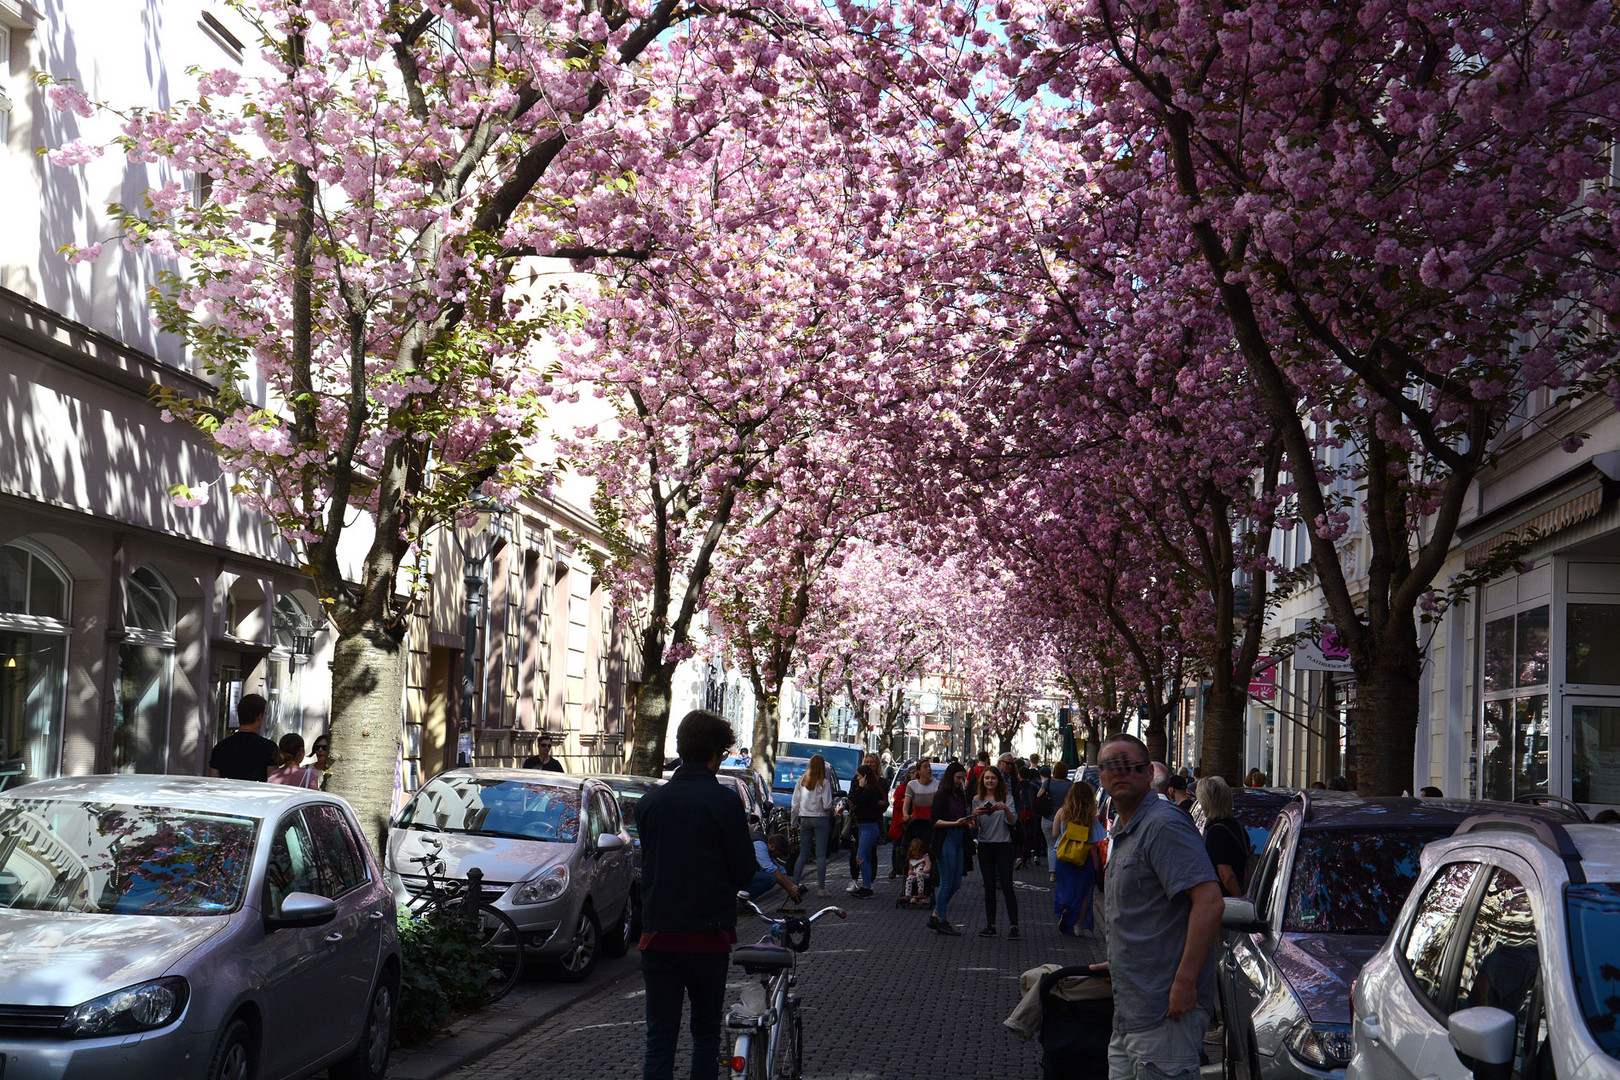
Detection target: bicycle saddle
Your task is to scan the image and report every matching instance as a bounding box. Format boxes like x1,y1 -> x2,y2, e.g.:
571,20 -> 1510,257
732,943 -> 794,972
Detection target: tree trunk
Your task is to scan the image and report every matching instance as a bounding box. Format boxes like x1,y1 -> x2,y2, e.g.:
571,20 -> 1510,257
1202,679 -> 1247,786
324,628 -> 407,854
1352,623 -> 1423,795
629,664 -> 676,777
1143,718 -> 1167,765
751,688 -> 781,774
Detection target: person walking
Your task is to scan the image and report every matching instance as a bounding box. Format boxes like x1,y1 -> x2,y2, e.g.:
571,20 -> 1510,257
902,760 -> 939,895
928,762 -> 973,935
848,763 -> 884,897
208,694 -> 278,781
972,765 -> 1020,938
1041,762 -> 1075,882
636,710 -> 757,1080
1196,776 -> 1248,897
845,753 -> 883,885
267,733 -> 321,789
1091,734 -> 1223,1080
1053,779 -> 1103,935
791,754 -> 835,898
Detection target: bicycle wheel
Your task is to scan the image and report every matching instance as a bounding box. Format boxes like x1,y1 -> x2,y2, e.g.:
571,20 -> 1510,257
430,896 -> 524,1001
773,1001 -> 801,1080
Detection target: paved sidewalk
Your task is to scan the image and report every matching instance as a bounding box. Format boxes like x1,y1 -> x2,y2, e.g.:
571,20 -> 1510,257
438,853 -> 1107,1079
387,952 -> 641,1080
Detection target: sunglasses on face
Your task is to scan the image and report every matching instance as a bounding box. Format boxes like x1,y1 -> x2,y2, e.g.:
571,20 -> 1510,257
1099,758 -> 1151,775
313,743 -> 329,753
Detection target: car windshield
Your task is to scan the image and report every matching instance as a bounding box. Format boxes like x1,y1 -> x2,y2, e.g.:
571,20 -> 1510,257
397,777 -> 581,843
774,761 -> 808,791
1567,882 -> 1620,1059
0,798 -> 256,916
1283,827 -> 1453,934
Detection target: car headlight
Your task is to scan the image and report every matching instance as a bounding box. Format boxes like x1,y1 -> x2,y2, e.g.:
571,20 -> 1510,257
62,977 -> 189,1037
513,866 -> 569,905
1286,1018 -> 1353,1068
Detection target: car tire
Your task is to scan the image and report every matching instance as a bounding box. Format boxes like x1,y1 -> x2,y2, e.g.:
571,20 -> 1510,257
553,906 -> 600,982
602,894 -> 634,958
331,973 -> 396,1080
207,1017 -> 254,1080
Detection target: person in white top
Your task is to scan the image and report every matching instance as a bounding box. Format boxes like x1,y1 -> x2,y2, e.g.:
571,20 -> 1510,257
791,754 -> 836,897
266,733 -> 321,789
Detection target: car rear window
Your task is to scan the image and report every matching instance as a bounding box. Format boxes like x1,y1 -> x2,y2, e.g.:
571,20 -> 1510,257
396,777 -> 581,843
0,799 -> 257,916
775,761 -> 809,791
1567,882 -> 1620,1059
1283,827 -> 1454,934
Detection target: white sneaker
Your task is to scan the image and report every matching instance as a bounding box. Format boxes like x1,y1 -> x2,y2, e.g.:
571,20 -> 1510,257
846,881 -> 859,894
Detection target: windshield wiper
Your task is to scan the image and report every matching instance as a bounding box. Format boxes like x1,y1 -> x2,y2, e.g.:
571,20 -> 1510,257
402,821 -> 441,832
465,828 -> 556,842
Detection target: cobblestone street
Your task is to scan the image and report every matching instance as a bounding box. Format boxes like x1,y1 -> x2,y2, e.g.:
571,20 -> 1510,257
449,852 -> 1105,1079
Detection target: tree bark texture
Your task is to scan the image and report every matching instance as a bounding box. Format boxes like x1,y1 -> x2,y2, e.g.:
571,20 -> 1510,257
1201,681 -> 1248,786
629,665 -> 675,777
324,629 -> 407,854
1351,622 -> 1424,795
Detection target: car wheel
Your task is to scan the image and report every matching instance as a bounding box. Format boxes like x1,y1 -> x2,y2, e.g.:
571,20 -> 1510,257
331,974 -> 396,1080
553,906 -> 600,982
602,894 -> 634,959
207,1018 -> 254,1080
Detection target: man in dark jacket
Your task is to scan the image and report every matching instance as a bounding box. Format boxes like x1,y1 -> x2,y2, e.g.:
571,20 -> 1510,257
637,710 -> 756,1080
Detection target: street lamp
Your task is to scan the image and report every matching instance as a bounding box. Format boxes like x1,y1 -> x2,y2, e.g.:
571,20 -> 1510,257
452,489 -> 511,767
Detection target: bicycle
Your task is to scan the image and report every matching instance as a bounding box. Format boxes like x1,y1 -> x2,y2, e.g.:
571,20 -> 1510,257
401,835 -> 525,1000
724,895 -> 846,1080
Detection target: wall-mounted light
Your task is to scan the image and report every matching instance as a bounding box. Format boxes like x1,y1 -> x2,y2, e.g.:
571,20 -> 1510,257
3,656 -> 15,669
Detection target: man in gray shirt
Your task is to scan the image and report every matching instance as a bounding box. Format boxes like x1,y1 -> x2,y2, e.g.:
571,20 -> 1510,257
1091,734 -> 1223,1080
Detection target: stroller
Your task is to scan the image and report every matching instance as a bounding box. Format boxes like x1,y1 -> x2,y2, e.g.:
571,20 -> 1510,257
1036,966 -> 1113,1080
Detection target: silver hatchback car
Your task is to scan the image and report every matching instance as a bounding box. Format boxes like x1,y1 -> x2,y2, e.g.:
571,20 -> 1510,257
0,775 -> 401,1080
386,769 -> 634,983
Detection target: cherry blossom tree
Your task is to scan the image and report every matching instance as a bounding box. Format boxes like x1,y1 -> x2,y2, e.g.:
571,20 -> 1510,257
1006,0 -> 1620,792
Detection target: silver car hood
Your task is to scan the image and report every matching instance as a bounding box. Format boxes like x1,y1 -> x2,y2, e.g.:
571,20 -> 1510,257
388,829 -> 570,885
0,910 -> 229,1006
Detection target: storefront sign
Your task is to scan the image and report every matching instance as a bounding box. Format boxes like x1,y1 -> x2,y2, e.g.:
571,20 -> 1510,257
1248,656 -> 1280,701
1293,619 -> 1355,672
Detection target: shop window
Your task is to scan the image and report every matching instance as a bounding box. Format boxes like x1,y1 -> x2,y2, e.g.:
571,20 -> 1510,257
1482,605 -> 1549,803
0,542 -> 70,783
114,567 -> 176,774
1569,604 -> 1620,686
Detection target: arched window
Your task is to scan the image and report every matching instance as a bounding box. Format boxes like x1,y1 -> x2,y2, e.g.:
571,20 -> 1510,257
0,541 -> 71,783
114,566 -> 177,774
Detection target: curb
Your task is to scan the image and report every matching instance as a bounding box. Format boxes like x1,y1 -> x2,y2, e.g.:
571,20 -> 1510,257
388,958 -> 641,1080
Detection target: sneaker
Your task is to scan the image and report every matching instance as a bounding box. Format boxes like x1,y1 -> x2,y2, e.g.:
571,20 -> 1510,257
936,922 -> 962,936
853,887 -> 874,898
927,914 -> 940,930
1008,926 -> 1020,939
846,881 -> 859,894
979,925 -> 997,937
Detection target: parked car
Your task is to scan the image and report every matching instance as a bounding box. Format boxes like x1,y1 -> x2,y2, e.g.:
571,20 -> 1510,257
1192,787 -> 1299,890
0,774 -> 400,1080
387,768 -> 634,983
1218,793 -> 1579,1080
719,765 -> 782,833
771,757 -> 845,857
1347,813 -> 1620,1080
718,772 -> 772,829
581,773 -> 663,938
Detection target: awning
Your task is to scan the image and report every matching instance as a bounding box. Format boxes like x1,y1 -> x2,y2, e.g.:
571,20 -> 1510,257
920,723 -> 953,731
1464,482 -> 1604,567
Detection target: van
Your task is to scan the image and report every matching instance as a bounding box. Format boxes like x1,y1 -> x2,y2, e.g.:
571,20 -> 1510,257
779,738 -> 864,783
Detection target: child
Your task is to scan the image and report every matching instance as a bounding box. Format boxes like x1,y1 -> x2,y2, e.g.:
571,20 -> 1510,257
904,838 -> 932,900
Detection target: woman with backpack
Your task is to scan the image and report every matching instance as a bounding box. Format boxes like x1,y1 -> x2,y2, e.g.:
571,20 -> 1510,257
1197,776 -> 1248,896
1051,779 -> 1103,935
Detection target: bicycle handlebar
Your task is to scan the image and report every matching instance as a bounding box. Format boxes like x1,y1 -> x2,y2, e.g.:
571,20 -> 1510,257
806,905 -> 848,923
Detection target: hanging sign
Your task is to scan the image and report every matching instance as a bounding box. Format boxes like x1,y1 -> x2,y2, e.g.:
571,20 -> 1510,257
1293,619 -> 1354,672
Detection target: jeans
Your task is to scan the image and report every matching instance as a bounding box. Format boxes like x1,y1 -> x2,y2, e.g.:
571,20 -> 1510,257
933,829 -> 964,921
794,815 -> 831,889
744,869 -> 777,899
1107,1007 -> 1210,1080
980,840 -> 1019,927
1043,817 -> 1057,867
641,949 -> 731,1080
856,823 -> 879,888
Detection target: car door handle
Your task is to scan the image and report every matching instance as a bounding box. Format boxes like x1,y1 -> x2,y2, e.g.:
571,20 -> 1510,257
1357,1015 -> 1382,1043
368,909 -> 386,924
325,931 -> 345,945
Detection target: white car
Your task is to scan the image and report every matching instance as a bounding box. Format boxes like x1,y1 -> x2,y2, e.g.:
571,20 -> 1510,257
1347,813 -> 1620,1080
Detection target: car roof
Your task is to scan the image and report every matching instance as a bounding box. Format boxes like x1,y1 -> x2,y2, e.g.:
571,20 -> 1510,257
1,774 -> 338,817
1283,794 -> 1581,830
1431,818 -> 1620,884
434,767 -> 595,790
581,773 -> 664,791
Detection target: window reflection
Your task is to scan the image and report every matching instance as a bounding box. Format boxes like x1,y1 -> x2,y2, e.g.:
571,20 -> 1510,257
1285,828 -> 1454,935
1458,869 -> 1539,1062
1569,604 -> 1620,686
1403,861 -> 1480,1005
1574,706 -> 1620,805
1567,883 -> 1620,1060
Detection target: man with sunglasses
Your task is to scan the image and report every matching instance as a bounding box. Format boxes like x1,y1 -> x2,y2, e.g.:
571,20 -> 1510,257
1089,734 -> 1222,1080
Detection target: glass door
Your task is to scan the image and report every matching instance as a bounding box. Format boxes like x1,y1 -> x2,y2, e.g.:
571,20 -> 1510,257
1569,697 -> 1620,816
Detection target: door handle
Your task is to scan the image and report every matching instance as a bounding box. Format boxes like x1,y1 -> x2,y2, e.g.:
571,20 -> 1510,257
1358,1015 -> 1382,1043
368,909 -> 386,924
325,931 -> 345,945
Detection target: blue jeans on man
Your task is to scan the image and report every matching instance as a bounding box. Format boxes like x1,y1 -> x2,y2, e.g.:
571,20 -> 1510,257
642,949 -> 730,1080
856,822 -> 879,889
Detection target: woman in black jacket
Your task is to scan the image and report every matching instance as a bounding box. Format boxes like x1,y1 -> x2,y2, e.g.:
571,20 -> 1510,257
848,764 -> 885,897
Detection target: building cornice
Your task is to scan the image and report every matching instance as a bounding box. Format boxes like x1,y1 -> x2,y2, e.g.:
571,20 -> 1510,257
0,287 -> 213,400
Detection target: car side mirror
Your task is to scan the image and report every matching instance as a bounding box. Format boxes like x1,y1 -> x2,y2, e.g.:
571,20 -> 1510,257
1221,897 -> 1267,933
267,891 -> 338,931
1448,1007 -> 1515,1080
596,833 -> 627,853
